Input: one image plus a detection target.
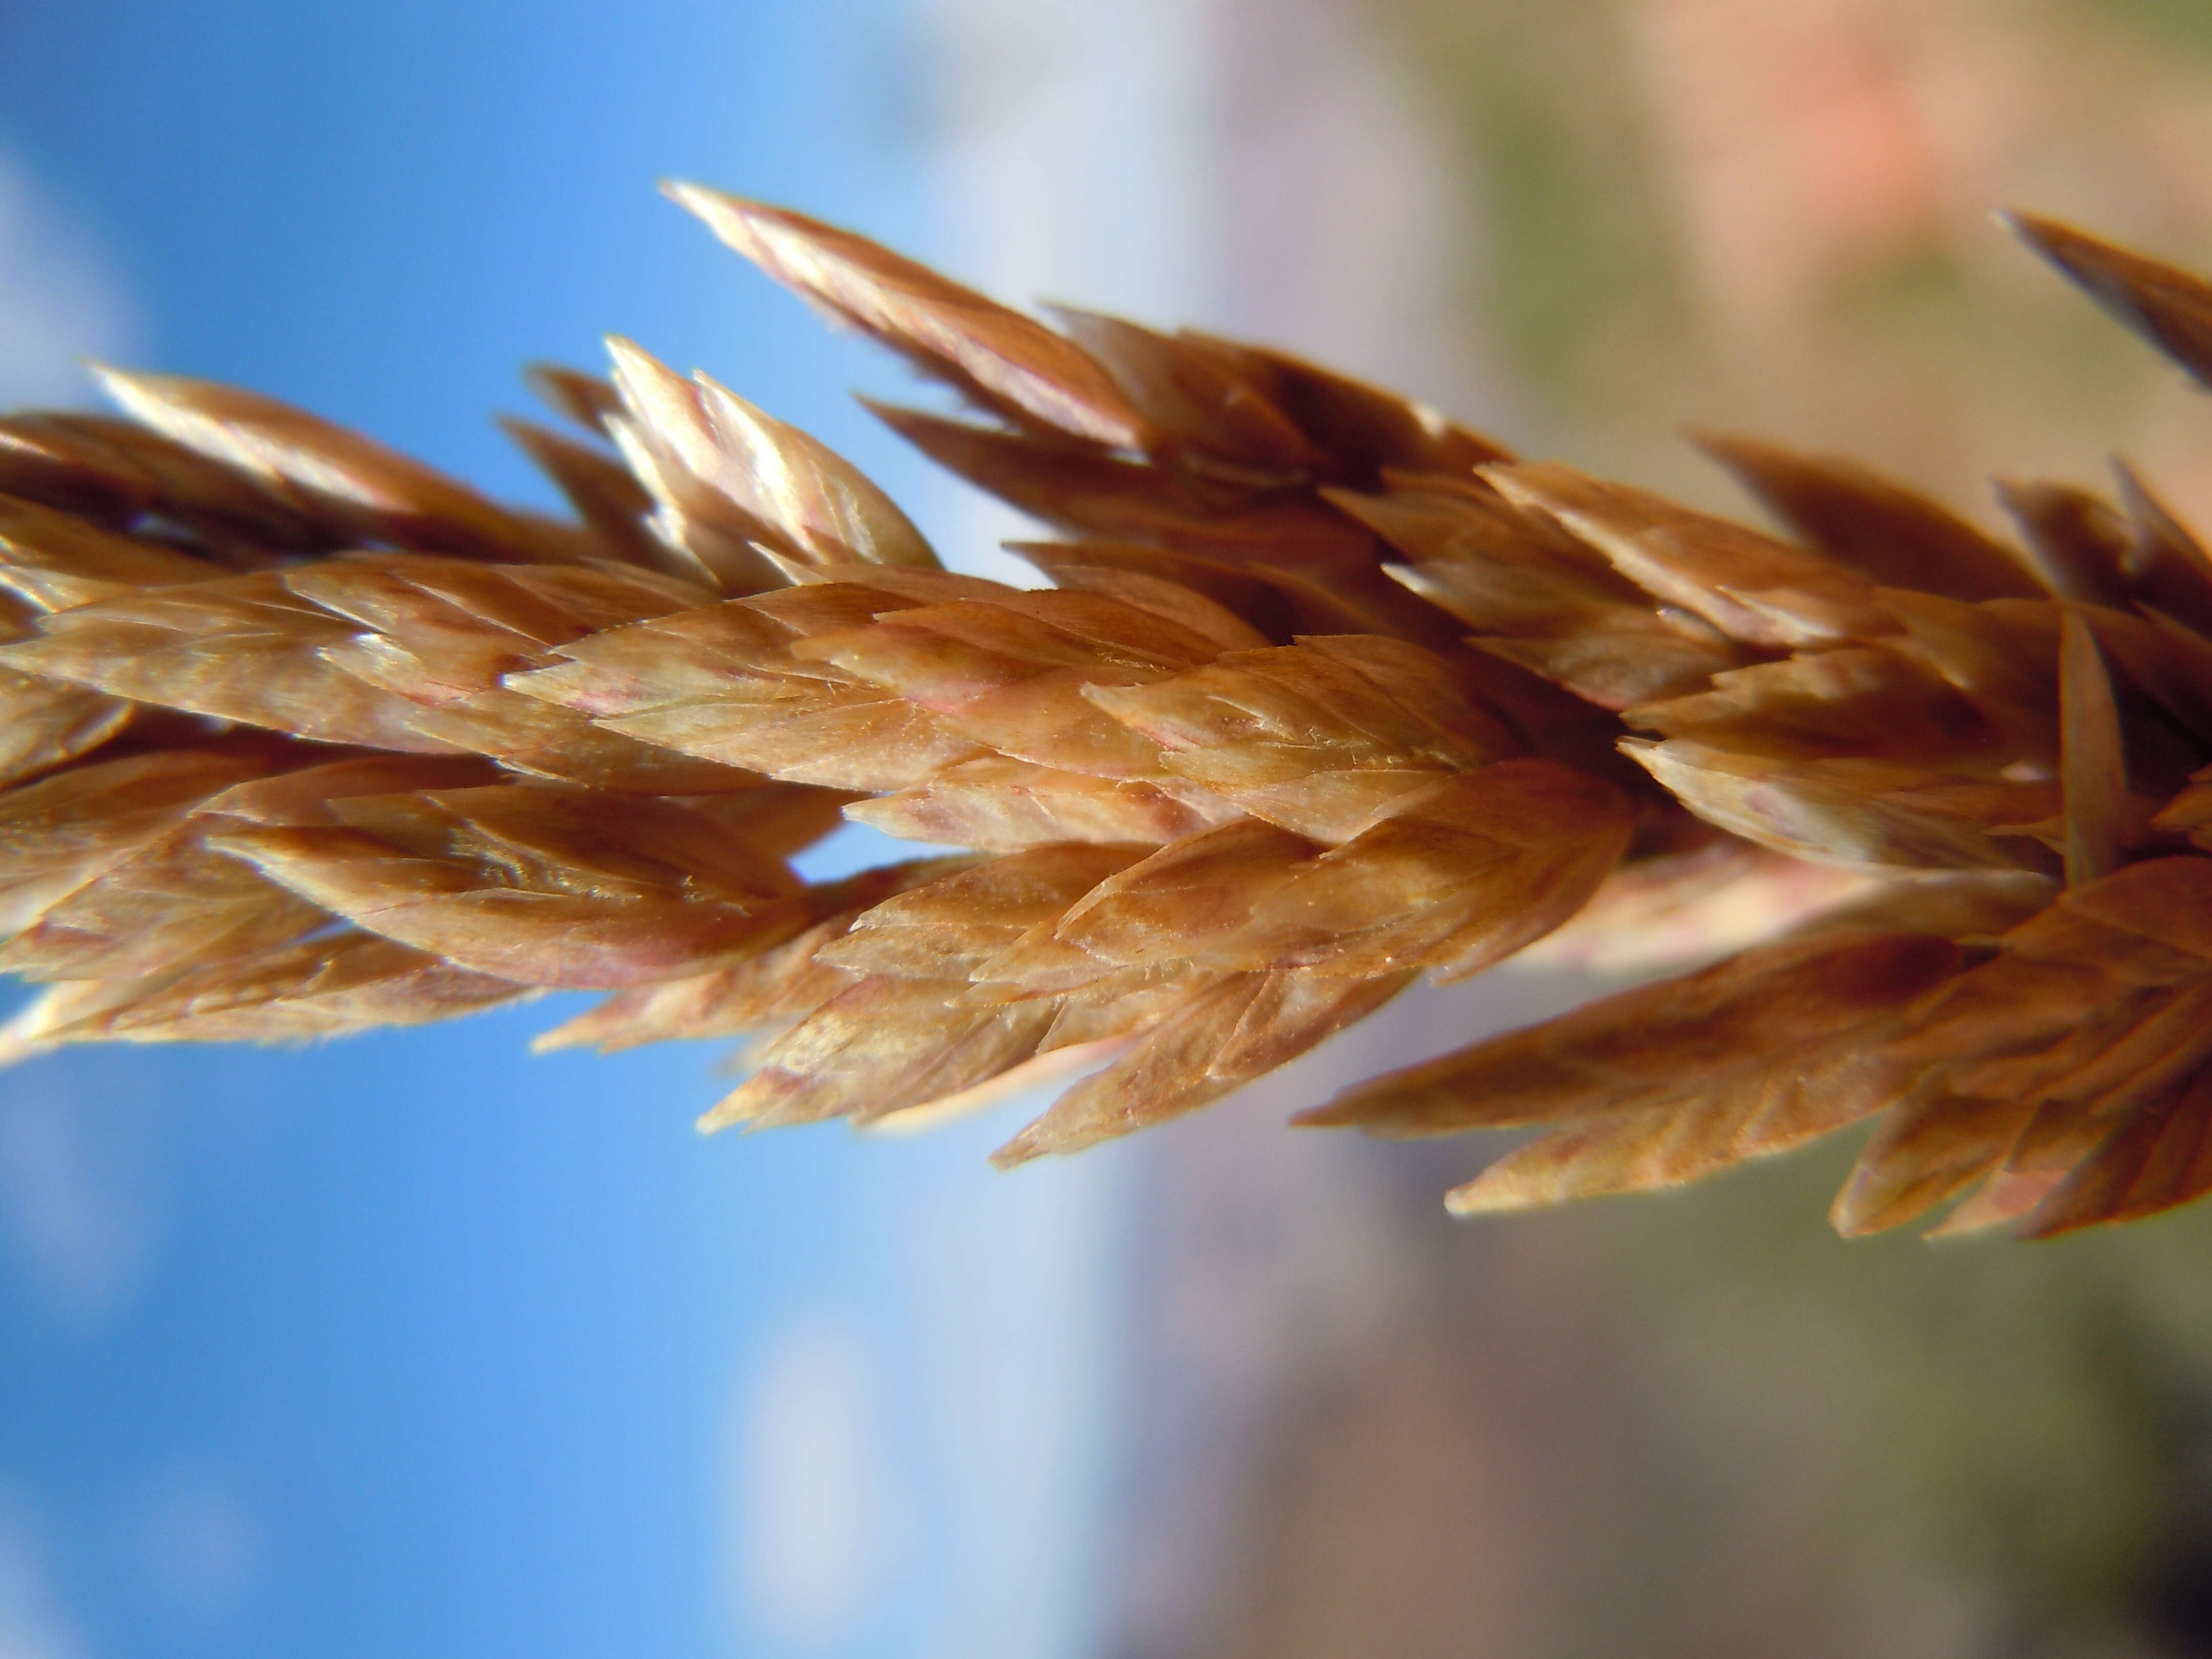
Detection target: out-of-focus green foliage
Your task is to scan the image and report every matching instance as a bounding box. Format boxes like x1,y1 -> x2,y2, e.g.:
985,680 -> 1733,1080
2067,0 -> 2212,59
1361,0 -> 1687,413
1596,1141 -> 2212,1641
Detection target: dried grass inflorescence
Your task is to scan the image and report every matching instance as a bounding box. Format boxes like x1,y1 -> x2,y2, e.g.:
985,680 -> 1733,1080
7,187 -> 2212,1236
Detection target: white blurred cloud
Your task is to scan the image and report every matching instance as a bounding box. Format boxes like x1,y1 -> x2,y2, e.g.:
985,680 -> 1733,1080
733,1316 -> 897,1646
0,151 -> 140,408
126,1464 -> 261,1630
0,1497 -> 87,1659
0,1073 -> 166,1326
892,1147 -> 1134,1659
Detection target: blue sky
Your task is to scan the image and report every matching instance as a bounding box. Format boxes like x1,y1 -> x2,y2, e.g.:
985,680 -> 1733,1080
0,4 -> 1139,1655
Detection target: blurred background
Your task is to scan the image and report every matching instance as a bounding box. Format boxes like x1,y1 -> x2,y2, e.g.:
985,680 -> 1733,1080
7,1 -> 2212,1655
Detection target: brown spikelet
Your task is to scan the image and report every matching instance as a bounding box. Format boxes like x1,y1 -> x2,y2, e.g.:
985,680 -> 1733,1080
532,859 -> 969,1054
2110,460 -> 2212,635
602,337 -> 939,590
213,781 -> 805,989
523,363 -> 623,435
1307,929 -> 1961,1136
24,933 -> 528,1049
90,367 -> 592,564
24,185 -> 2212,1240
1330,472 -> 1747,711
0,410 -> 334,553
2060,610 -> 2126,886
1483,461 -> 1897,651
2007,211 -> 2212,389
497,415 -> 667,572
845,757 -> 1236,852
1693,431 -> 2044,603
667,184 -> 1153,450
994,964 -> 1417,1164
0,573 -> 457,752
703,844 -> 1144,1131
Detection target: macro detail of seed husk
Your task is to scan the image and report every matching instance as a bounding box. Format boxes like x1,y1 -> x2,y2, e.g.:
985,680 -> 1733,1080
7,185 -> 2212,1236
